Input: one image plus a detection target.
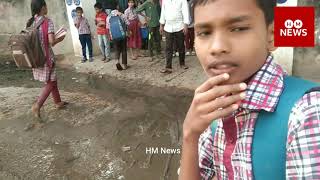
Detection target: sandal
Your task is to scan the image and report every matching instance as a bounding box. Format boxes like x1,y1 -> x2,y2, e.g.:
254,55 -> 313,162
56,101 -> 69,109
160,68 -> 173,74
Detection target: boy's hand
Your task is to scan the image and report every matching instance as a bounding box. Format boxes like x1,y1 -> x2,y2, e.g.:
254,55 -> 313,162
116,11 -> 123,16
159,24 -> 164,35
183,73 -> 247,139
183,24 -> 188,35
75,22 -> 80,29
97,20 -> 105,27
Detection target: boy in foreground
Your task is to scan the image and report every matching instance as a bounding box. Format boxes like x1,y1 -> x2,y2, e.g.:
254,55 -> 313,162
179,0 -> 320,179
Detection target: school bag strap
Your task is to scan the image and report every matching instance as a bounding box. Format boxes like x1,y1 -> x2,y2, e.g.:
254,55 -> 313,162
210,76 -> 319,179
21,17 -> 46,34
34,17 -> 46,29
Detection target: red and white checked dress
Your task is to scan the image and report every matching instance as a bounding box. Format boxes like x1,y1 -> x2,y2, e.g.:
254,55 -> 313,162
32,16 -> 57,82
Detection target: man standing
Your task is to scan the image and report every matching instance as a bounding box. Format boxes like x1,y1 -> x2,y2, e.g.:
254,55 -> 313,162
136,0 -> 163,61
159,0 -> 190,73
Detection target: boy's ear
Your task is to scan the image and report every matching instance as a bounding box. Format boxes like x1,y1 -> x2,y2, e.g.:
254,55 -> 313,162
267,22 -> 277,52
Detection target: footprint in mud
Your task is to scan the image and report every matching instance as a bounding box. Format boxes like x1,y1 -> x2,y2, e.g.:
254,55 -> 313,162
24,121 -> 45,131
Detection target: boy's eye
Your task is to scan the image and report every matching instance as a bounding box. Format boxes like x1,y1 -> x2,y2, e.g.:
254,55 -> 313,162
231,27 -> 250,32
196,31 -> 211,37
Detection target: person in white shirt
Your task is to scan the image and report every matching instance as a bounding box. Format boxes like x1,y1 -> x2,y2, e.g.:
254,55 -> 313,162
159,0 -> 190,73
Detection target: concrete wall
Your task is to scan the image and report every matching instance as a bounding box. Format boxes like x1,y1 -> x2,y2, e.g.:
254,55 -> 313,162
0,0 -> 74,54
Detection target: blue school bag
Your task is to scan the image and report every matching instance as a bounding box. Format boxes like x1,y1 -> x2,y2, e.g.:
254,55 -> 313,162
210,76 -> 319,179
140,27 -> 148,39
109,16 -> 126,41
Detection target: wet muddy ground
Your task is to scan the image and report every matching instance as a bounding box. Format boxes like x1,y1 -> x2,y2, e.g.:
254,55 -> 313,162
0,54 -> 193,180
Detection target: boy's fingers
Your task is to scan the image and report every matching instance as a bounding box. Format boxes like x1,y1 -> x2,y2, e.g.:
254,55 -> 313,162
205,104 -> 239,122
195,83 -> 246,104
198,92 -> 245,114
195,74 -> 230,94
205,83 -> 247,101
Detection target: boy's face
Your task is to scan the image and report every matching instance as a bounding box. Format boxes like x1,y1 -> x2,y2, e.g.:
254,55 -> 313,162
194,0 -> 276,84
76,10 -> 83,17
95,8 -> 102,14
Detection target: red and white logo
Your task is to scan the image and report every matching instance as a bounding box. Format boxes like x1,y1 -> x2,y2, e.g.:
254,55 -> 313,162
274,7 -> 314,47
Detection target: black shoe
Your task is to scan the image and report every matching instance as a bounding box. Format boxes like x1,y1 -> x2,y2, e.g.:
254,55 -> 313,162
116,63 -> 123,70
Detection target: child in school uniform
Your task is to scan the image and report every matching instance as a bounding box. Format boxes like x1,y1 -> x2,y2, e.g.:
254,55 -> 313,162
74,7 -> 93,62
179,0 -> 320,179
107,9 -> 130,70
29,0 -> 68,118
94,2 -> 111,62
124,0 -> 142,60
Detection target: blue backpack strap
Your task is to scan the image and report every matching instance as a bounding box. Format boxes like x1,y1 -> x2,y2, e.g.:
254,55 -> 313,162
210,121 -> 218,137
252,76 -> 318,179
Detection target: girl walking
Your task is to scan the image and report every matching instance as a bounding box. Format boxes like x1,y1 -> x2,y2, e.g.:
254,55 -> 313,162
27,0 -> 68,118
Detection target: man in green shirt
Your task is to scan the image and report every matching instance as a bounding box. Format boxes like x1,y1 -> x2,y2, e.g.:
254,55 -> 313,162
136,0 -> 163,60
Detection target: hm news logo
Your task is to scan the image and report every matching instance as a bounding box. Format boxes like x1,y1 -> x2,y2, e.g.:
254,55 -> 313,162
274,7 -> 315,47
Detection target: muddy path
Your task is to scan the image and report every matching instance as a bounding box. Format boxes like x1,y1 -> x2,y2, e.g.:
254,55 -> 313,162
0,56 -> 193,180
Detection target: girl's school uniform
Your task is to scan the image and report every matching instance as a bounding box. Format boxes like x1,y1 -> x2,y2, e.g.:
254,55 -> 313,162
124,7 -> 142,49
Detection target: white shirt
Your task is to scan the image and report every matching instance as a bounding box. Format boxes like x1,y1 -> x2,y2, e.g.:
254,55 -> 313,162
159,0 -> 190,33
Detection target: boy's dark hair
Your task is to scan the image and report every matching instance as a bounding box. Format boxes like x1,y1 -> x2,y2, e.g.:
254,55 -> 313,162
193,0 -> 276,25
94,2 -> 103,9
76,6 -> 83,12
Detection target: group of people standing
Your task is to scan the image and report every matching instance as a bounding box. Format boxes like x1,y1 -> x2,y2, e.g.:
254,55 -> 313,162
74,0 -> 195,73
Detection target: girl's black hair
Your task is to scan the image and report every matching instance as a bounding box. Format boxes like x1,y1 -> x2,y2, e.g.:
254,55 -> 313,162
26,0 -> 47,28
192,0 -> 276,25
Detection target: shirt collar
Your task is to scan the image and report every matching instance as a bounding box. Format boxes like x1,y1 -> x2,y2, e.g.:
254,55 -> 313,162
240,55 -> 285,112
